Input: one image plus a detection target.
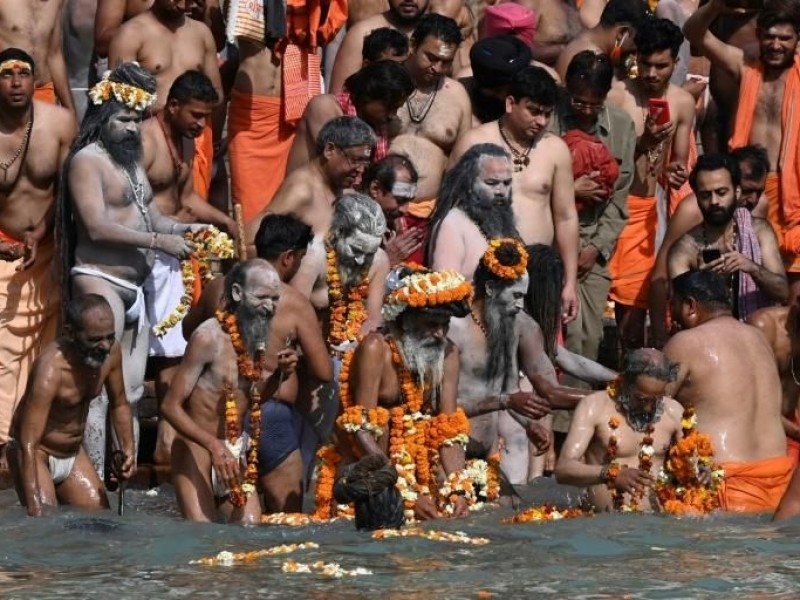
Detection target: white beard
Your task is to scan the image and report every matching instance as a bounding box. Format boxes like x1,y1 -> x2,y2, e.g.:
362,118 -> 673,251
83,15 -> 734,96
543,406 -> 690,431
397,332 -> 446,407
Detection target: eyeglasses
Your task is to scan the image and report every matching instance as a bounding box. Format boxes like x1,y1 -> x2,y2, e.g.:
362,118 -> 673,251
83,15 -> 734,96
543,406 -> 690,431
570,97 -> 605,112
336,146 -> 372,167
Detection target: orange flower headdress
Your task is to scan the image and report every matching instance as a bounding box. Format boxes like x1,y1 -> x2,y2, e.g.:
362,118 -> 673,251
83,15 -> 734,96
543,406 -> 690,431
89,67 -> 156,111
0,60 -> 33,74
481,238 -> 528,281
382,264 -> 473,322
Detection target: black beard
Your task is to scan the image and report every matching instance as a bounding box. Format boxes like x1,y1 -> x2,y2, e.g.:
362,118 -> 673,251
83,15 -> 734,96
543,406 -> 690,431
484,296 -> 518,389
101,127 -> 142,168
462,196 -> 517,239
701,204 -> 736,227
236,301 -> 271,358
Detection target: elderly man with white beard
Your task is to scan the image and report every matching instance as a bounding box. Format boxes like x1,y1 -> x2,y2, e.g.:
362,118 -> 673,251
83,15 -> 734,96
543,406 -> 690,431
448,239 -> 588,484
427,144 -> 518,279
60,62 -> 207,478
162,260 -> 299,524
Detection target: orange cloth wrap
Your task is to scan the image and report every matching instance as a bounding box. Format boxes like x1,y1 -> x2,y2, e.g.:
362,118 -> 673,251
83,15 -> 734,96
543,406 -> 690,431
717,455 -> 793,512
228,90 -> 296,222
192,122 -> 213,201
788,409 -> 800,470
0,235 -> 58,444
33,82 -> 56,104
730,56 -> 800,271
609,195 -> 657,309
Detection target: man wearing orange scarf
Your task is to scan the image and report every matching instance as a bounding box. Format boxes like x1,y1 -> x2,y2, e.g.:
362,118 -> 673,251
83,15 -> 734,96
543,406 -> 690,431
685,2 -> 800,297
666,270 -> 792,513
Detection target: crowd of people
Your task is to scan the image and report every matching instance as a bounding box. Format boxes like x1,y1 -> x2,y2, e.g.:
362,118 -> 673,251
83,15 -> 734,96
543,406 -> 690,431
3,0 -> 800,526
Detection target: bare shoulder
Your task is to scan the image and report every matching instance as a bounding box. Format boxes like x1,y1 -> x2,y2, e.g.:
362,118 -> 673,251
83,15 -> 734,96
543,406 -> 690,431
574,389 -> 610,418
69,145 -> 106,174
271,172 -> 313,209
34,101 -> 76,137
369,248 -> 389,275
356,332 -> 390,363
746,306 -> 785,339
663,397 -> 684,422
307,93 -> 340,115
442,77 -> 469,98
541,132 -> 570,153
188,317 -> 223,350
663,327 -> 698,361
667,84 -> 696,113
347,14 -> 385,36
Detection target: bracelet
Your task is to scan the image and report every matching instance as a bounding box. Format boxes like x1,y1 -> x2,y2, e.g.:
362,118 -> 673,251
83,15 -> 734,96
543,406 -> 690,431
169,222 -> 178,235
148,232 -> 158,250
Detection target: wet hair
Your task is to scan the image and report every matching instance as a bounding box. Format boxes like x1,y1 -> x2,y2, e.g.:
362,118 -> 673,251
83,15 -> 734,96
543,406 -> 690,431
56,62 -> 157,323
757,7 -> 800,33
255,215 -> 313,261
599,0 -> 650,29
509,66 -> 559,108
362,27 -> 409,61
524,244 -> 564,360
0,47 -> 35,73
167,69 -> 219,105
223,259 -> 272,310
66,294 -> 112,330
331,192 -> 387,239
410,13 -> 463,47
426,144 -> 514,262
621,348 -> 679,387
333,454 -> 405,531
671,270 -> 731,311
345,61 -> 414,111
315,116 -> 377,156
635,17 -> 684,59
474,240 -> 525,298
731,145 -> 770,181
566,51 -> 614,96
363,154 -> 419,192
688,153 -> 741,193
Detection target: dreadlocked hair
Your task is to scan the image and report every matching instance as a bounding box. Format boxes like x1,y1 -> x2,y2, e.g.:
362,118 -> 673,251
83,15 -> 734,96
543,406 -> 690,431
55,63 -> 157,329
333,454 -> 404,531
523,244 -> 564,360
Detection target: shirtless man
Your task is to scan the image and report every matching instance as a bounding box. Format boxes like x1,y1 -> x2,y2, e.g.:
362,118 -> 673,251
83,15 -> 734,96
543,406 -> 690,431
555,348 -> 684,512
63,63 -> 200,476
183,215 -> 333,508
606,18 -> 695,350
329,0 -> 429,93
668,153 -> 787,319
448,239 -> 584,484
0,0 -> 75,110
555,0 -> 649,81
140,69 -> 235,465
649,145 -> 770,346
0,50 -> 75,464
449,66 -> 580,322
290,193 -> 390,348
163,260 -> 299,523
519,0 -> 582,66
684,3 -> 800,299
428,144 -> 517,279
748,299 -> 800,471
665,269 -> 792,512
326,264 -> 473,521
245,116 -> 377,240
94,0 -> 153,59
8,295 -> 135,516
389,14 -> 472,222
286,61 -> 413,173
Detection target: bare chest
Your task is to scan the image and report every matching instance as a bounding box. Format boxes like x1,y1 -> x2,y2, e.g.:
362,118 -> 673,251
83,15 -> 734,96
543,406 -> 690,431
0,126 -> 59,196
147,135 -> 192,196
399,95 -> 461,150
137,29 -> 205,82
754,79 -> 785,123
0,0 -> 59,50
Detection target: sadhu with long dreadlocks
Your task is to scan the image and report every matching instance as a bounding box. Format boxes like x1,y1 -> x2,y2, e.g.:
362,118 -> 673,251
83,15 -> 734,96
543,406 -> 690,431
57,62 -> 207,476
448,239 -> 589,485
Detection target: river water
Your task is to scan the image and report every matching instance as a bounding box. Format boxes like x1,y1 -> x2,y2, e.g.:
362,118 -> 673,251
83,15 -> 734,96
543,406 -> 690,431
2,481 -> 800,599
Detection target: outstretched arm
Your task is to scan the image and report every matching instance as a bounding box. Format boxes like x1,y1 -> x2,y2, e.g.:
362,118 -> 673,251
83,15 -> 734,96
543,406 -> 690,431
555,346 -> 617,385
683,0 -> 744,79
552,140 -> 580,323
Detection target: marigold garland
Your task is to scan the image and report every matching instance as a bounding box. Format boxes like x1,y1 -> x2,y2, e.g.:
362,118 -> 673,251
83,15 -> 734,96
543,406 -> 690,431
428,409 -> 470,448
282,560 -> 373,577
153,227 -> 234,337
502,504 -> 591,523
88,69 -> 157,111
189,542 -> 319,566
326,242 -> 369,350
655,406 -> 724,515
373,528 -> 490,544
382,269 -> 473,322
482,238 -> 529,280
606,416 -> 655,512
215,310 -> 264,507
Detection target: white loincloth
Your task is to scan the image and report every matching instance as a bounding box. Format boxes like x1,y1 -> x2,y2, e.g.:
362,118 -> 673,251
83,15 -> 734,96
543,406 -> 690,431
144,251 -> 188,358
70,266 -> 145,332
211,435 -> 249,498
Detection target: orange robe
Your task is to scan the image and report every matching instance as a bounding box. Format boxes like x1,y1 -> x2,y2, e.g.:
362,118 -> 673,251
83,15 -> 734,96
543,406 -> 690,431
609,195 -> 657,309
730,55 -> 800,272
0,232 -> 58,444
228,89 -> 296,222
717,456 -> 793,512
192,122 -> 213,201
33,82 -> 56,104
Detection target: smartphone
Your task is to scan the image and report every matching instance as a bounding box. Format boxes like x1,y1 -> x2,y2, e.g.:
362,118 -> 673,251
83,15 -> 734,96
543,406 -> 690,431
648,98 -> 671,126
702,248 -> 722,264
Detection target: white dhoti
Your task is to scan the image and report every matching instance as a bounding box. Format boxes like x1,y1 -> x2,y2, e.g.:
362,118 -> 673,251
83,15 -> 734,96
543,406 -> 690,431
144,251 -> 188,358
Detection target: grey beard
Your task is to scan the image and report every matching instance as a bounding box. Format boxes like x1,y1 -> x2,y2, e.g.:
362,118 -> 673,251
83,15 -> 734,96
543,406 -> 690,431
616,390 -> 665,432
397,332 -> 446,407
338,258 -> 372,289
236,302 -> 272,358
101,129 -> 142,168
484,297 -> 518,390
462,197 -> 517,239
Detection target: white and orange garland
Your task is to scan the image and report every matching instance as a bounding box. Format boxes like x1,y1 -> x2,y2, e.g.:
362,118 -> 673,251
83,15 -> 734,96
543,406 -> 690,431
502,504 -> 592,523
282,560 -> 373,578
189,542 -> 319,566
153,226 -> 234,337
373,528 -> 489,545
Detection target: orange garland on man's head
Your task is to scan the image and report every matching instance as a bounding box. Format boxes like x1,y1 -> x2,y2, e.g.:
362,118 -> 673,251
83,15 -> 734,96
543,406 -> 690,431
382,264 -> 473,322
481,238 -> 528,281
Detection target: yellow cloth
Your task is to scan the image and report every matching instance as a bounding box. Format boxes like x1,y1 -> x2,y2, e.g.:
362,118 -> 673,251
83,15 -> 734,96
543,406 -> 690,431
192,122 -> 214,201
717,455 -> 793,513
228,89 -> 296,222
33,82 -> 56,104
0,235 -> 58,444
609,194 -> 657,309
